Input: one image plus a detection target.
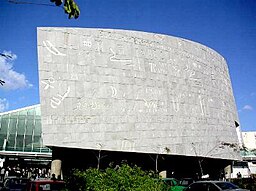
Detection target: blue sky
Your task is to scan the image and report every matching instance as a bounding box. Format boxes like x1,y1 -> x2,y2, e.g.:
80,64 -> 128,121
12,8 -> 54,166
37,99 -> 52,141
0,0 -> 255,132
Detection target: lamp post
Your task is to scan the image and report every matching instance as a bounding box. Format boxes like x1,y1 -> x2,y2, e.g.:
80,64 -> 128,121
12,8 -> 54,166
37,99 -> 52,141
191,142 -> 230,178
191,143 -> 204,177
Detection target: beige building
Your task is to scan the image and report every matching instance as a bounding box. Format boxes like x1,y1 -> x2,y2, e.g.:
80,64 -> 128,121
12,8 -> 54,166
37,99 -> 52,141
242,131 -> 256,150
241,131 -> 256,175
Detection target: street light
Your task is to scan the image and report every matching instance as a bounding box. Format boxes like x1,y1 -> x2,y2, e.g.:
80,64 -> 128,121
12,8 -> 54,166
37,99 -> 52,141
191,141 -> 235,178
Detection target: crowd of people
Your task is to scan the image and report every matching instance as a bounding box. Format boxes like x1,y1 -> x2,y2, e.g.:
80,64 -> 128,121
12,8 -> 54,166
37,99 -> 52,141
0,165 -> 51,182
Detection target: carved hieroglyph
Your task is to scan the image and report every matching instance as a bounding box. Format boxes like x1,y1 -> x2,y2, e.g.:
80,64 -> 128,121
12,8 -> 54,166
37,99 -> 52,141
37,28 -> 241,160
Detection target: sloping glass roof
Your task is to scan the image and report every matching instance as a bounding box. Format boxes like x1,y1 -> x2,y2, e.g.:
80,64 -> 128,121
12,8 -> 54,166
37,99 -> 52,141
0,105 -> 51,154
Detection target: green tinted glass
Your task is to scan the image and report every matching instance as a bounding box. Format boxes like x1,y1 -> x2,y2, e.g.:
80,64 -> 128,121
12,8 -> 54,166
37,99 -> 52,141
0,105 -> 51,153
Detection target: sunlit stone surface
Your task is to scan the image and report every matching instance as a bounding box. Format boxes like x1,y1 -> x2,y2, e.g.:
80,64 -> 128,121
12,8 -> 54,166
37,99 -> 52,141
37,28 -> 241,160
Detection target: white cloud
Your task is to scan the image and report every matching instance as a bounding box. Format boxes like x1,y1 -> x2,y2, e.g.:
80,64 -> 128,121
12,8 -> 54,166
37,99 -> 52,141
0,98 -> 9,112
0,51 -> 33,90
242,105 -> 253,111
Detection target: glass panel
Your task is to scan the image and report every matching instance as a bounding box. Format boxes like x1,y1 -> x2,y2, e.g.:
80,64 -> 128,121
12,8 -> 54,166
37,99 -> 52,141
27,115 -> 34,120
33,136 -> 41,152
35,106 -> 41,115
0,114 -> 8,150
34,120 -> 41,136
7,134 -> 15,151
0,117 -> 9,134
41,147 -> 52,153
26,120 -> 34,135
27,108 -> 35,116
17,119 -> 25,135
10,112 -> 19,119
18,115 -> 26,120
9,118 -> 17,134
19,110 -> 27,116
16,135 -> 24,151
24,135 -> 32,151
0,134 -> 6,150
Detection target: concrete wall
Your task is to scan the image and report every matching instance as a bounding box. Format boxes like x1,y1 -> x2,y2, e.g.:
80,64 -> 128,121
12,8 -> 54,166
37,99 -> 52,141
37,27 -> 241,160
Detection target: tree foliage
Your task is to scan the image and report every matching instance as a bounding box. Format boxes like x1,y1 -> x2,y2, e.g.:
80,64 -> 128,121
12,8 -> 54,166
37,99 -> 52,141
64,164 -> 168,191
50,0 -> 80,19
8,0 -> 80,19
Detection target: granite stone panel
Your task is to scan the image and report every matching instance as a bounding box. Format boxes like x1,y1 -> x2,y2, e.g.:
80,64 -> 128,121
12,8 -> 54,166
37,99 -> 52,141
37,27 -> 241,160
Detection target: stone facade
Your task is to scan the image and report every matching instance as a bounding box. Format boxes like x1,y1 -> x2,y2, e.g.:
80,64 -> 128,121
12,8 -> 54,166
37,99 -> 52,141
37,27 -> 241,160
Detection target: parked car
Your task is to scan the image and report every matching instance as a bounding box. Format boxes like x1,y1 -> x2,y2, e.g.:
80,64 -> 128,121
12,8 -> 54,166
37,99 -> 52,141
162,178 -> 186,191
0,176 -> 29,191
26,180 -> 65,191
185,181 -> 250,191
179,178 -> 195,189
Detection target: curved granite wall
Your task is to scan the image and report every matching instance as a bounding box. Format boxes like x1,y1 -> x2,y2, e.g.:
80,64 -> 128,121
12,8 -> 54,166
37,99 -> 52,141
37,28 -> 240,160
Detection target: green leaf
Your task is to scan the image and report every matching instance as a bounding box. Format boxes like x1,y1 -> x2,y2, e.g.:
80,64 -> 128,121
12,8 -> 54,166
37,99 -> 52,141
51,0 -> 80,19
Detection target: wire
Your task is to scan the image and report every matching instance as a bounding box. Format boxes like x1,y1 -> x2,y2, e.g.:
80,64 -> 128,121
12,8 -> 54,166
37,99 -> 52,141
8,0 -> 58,7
